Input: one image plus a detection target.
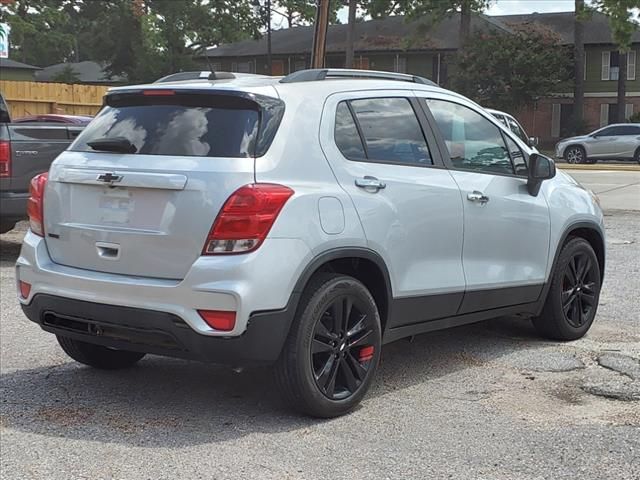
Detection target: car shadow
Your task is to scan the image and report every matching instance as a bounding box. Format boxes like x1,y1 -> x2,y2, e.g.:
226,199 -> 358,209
0,237 -> 22,266
0,316 -> 549,448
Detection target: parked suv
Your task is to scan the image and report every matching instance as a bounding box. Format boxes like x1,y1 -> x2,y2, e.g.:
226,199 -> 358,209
17,69 -> 605,418
555,123 -> 640,164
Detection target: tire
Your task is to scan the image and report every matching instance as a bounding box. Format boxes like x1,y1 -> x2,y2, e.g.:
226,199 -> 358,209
57,335 -> 146,369
0,221 -> 16,234
564,145 -> 586,164
635,148 -> 640,164
532,237 -> 601,341
275,273 -> 382,418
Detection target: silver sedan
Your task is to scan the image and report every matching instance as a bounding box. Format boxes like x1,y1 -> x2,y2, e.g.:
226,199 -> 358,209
556,123 -> 640,164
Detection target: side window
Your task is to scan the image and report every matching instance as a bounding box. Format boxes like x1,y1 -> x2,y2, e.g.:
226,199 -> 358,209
426,99 -> 514,175
349,98 -> 433,166
335,102 -> 366,160
504,135 -> 528,176
507,116 -> 528,142
493,114 -> 507,127
618,125 -> 640,135
597,127 -> 616,136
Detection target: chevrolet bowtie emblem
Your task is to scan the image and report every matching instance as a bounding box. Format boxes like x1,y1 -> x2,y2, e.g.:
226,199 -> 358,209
96,173 -> 123,185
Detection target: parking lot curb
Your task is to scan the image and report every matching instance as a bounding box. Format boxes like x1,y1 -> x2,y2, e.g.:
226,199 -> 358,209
557,164 -> 640,172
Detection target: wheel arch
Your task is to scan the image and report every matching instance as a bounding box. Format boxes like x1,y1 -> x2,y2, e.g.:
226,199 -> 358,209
563,143 -> 586,160
291,248 -> 393,332
555,221 -> 605,281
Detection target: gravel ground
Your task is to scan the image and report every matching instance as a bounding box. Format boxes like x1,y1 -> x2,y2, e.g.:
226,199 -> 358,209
1,212 -> 638,480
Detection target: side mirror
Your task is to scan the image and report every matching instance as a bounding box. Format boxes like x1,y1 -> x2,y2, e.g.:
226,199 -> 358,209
527,153 -> 556,196
528,137 -> 539,147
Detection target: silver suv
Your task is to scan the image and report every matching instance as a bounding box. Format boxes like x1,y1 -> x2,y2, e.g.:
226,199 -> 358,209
17,69 -> 605,417
556,123 -> 640,164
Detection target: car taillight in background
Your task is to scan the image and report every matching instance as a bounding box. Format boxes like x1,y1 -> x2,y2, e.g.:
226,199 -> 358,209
203,183 -> 294,255
0,140 -> 10,177
27,173 -> 48,236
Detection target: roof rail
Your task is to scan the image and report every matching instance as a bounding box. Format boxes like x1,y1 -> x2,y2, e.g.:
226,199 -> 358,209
279,68 -> 437,86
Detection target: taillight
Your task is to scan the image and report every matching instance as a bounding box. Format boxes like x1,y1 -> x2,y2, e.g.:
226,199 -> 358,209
198,310 -> 236,331
19,281 -> 31,300
27,173 -> 48,237
203,183 -> 294,255
0,140 -> 10,177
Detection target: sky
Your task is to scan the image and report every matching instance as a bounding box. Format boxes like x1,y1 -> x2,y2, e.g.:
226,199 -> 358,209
336,0 -> 576,23
486,0 -> 575,15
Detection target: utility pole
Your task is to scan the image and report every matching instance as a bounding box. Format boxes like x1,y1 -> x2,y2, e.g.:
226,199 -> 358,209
311,0 -> 331,68
345,0 -> 356,68
266,0 -> 272,75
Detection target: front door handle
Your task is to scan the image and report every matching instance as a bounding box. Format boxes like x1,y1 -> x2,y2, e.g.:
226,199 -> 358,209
467,191 -> 489,204
355,176 -> 386,191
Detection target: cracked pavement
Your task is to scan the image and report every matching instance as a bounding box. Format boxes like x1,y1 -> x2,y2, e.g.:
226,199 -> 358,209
1,210 -> 639,480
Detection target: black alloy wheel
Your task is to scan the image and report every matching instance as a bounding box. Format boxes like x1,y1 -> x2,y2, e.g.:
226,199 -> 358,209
275,273 -> 381,418
561,252 -> 598,328
533,237 -> 601,341
311,295 -> 376,400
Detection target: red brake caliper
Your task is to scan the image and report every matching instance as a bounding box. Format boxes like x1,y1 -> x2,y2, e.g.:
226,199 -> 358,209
358,346 -> 375,362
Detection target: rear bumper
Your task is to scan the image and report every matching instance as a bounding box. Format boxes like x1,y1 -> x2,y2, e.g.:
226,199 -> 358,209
0,191 -> 29,219
21,294 -> 298,366
16,230 -> 312,337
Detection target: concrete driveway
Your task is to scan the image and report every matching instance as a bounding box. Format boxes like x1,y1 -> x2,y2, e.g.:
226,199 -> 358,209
563,168 -> 640,211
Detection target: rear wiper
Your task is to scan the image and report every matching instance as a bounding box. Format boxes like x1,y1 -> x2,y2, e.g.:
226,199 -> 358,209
87,136 -> 137,154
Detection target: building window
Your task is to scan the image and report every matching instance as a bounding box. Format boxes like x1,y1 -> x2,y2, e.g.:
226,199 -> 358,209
354,57 -> 369,70
551,104 -> 561,138
395,56 -> 407,73
211,63 -> 222,71
628,50 -> 637,81
294,60 -> 306,72
237,62 -> 252,73
602,50 -> 636,81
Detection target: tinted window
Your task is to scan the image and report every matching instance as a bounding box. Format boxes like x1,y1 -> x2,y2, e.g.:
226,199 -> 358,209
493,114 -> 507,126
426,99 -> 514,175
506,116 -> 528,142
504,135 -> 528,176
350,98 -> 432,166
72,93 -> 284,158
618,125 -> 640,135
596,127 -> 617,136
335,102 -> 366,160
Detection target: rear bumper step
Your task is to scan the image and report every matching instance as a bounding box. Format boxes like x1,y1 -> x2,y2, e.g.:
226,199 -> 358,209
23,294 -> 298,366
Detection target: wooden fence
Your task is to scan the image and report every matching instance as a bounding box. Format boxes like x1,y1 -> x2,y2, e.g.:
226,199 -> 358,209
0,80 -> 110,118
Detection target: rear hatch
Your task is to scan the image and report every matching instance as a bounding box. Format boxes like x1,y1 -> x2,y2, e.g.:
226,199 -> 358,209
44,86 -> 284,279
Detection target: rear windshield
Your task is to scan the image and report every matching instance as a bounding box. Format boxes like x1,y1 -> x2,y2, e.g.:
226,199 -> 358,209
71,91 -> 283,158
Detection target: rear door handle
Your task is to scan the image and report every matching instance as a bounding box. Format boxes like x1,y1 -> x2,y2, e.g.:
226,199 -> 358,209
467,191 -> 489,204
355,176 -> 386,191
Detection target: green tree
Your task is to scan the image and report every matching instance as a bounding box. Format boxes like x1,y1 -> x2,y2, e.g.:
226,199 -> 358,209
593,0 -> 640,122
362,0 -> 492,44
51,64 -> 81,83
451,25 -> 572,112
1,0 -> 79,66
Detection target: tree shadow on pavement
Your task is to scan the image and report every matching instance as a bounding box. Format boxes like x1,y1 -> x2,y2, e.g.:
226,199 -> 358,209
0,316 -> 550,448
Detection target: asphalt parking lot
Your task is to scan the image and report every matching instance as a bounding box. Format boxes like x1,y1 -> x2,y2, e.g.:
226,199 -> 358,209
1,172 -> 638,480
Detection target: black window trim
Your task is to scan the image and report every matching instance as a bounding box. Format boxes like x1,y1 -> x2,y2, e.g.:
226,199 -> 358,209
417,96 -> 532,180
345,101 -> 369,159
333,96 -> 446,169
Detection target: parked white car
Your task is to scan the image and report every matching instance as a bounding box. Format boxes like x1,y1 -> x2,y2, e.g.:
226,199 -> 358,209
555,123 -> 640,164
486,108 -> 538,150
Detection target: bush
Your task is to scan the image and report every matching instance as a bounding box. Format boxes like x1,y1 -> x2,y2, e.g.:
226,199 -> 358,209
627,111 -> 640,123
